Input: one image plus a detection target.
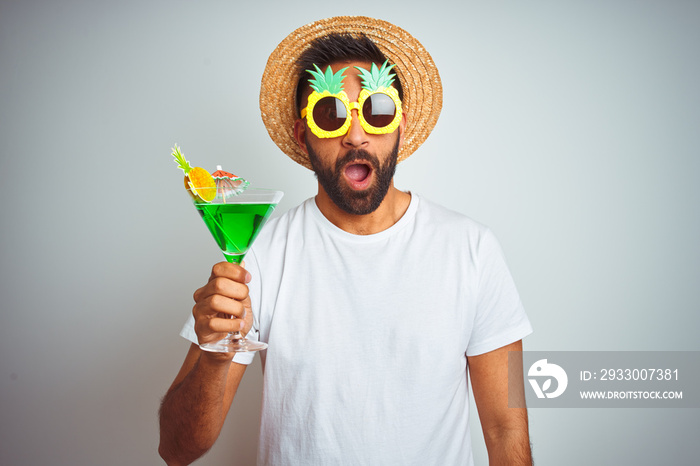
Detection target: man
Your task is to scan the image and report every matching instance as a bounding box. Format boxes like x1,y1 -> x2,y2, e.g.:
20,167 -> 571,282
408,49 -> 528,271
159,16 -> 533,465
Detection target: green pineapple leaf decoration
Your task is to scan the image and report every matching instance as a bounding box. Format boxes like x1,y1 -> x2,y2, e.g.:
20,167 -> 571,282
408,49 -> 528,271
306,64 -> 349,94
172,144 -> 193,176
355,60 -> 396,92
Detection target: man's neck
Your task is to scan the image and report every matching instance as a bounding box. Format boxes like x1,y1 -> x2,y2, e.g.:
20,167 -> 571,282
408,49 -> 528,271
314,185 -> 411,235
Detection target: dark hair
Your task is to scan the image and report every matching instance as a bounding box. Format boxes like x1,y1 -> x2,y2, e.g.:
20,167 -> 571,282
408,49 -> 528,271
294,32 -> 404,114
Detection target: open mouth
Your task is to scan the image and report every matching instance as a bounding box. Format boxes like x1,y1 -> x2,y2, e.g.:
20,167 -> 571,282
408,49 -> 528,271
343,162 -> 373,190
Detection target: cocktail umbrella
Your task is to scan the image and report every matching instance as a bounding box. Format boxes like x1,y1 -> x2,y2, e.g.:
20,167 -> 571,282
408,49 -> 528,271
212,165 -> 249,201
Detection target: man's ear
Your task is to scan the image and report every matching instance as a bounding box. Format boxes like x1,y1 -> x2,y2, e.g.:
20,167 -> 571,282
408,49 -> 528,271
293,119 -> 309,155
398,111 -> 407,150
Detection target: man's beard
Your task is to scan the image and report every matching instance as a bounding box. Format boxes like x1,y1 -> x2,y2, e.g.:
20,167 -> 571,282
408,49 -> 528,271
306,134 -> 400,216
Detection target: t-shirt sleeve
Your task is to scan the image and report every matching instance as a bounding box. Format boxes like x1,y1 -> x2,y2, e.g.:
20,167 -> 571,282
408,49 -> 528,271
466,229 -> 533,356
179,315 -> 257,365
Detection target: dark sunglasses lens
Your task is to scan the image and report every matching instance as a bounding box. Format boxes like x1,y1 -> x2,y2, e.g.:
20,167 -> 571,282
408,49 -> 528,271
362,93 -> 396,128
313,97 -> 347,131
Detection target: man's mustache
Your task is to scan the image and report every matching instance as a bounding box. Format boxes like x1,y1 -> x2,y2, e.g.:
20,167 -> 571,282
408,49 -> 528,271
334,149 -> 381,171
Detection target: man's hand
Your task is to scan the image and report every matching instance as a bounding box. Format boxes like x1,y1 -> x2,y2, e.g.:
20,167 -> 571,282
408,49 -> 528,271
192,262 -> 254,349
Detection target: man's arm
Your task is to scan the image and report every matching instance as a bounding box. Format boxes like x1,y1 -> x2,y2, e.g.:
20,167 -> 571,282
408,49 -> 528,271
468,340 -> 532,466
158,344 -> 245,465
159,262 -> 254,465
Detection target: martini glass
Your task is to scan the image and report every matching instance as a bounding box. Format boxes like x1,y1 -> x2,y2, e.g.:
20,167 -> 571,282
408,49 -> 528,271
188,187 -> 284,352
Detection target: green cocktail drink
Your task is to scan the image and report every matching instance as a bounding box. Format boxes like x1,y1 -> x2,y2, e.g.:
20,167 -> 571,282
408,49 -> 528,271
195,202 -> 277,264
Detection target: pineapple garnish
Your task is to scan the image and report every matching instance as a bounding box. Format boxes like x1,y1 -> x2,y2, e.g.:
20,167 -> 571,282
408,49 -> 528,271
171,144 -> 216,202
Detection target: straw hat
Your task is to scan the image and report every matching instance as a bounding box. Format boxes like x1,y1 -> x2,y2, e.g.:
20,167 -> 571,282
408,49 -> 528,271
259,16 -> 442,170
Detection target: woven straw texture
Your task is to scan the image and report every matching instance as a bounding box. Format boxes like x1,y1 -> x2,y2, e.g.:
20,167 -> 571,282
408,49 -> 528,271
259,16 -> 442,170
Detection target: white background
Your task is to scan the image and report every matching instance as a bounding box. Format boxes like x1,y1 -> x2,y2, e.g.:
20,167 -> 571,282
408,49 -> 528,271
1,1 -> 698,464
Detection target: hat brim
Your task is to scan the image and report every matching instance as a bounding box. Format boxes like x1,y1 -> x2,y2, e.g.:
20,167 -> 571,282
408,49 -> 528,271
259,16 -> 442,170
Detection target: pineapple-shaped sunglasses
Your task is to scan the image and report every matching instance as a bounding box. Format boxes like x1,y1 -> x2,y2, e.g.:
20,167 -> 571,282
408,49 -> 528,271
300,60 -> 403,139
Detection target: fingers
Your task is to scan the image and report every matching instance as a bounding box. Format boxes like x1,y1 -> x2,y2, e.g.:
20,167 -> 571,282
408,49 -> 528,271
194,292 -> 248,320
194,262 -> 251,303
208,262 -> 251,286
200,276 -> 249,303
194,296 -> 246,334
191,262 -> 254,344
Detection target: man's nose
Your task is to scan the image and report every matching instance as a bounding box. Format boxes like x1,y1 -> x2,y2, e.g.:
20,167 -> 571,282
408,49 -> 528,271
342,108 -> 369,148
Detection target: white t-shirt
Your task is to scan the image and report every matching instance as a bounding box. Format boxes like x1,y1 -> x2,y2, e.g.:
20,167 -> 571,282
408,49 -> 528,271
181,193 -> 532,465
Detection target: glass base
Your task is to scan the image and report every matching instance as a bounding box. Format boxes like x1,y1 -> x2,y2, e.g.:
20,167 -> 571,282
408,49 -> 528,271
199,335 -> 268,353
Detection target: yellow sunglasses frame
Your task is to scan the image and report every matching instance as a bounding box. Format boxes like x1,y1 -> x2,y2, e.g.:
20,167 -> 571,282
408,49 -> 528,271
301,87 -> 403,139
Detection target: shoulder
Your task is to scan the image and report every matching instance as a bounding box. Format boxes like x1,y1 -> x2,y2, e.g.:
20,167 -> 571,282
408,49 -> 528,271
413,193 -> 490,238
411,194 -> 512,268
260,197 -> 313,233
249,197 -> 315,253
